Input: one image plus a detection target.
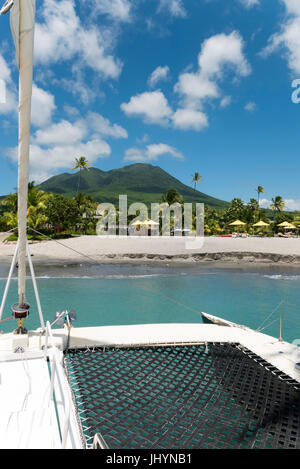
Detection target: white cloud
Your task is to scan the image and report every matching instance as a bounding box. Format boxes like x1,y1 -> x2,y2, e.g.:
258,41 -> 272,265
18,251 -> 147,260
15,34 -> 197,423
92,0 -> 132,22
124,143 -> 184,163
35,0 -> 122,79
238,0 -> 259,8
157,0 -> 187,18
121,89 -> 210,131
261,0 -> 300,74
136,134 -> 149,144
87,112 -> 128,139
60,66 -> 98,105
283,199 -> 300,211
175,72 -> 219,101
220,95 -> 232,108
4,83 -> 128,180
148,66 -> 170,88
198,32 -> 251,78
0,54 -> 17,115
63,105 -> 80,117
244,101 -> 257,112
279,0 -> 300,16
121,90 -> 173,125
175,31 -> 251,109
33,112 -> 127,146
6,139 -> 111,182
0,56 -> 56,125
260,198 -> 300,211
24,110 -> 127,180
0,54 -> 11,82
122,32 -> 250,132
31,84 -> 56,127
34,119 -> 86,146
0,86 -> 16,115
172,108 -> 208,131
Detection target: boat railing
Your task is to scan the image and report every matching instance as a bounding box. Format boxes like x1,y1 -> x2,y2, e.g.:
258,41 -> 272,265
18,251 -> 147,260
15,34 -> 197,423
45,320 -> 71,449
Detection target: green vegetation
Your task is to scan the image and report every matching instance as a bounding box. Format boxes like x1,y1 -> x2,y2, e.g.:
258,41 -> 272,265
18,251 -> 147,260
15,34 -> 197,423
203,196 -> 297,236
0,183 -> 99,240
39,164 -> 228,209
0,164 -> 298,239
72,156 -> 91,196
191,172 -> 203,192
271,196 -> 286,213
161,189 -> 183,206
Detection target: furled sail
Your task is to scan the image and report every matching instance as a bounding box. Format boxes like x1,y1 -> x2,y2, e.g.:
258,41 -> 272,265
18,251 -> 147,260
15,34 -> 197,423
10,0 -> 36,304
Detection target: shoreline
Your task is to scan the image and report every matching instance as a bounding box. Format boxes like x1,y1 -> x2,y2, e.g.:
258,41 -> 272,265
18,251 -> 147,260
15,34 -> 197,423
1,252 -> 300,269
1,235 -> 300,267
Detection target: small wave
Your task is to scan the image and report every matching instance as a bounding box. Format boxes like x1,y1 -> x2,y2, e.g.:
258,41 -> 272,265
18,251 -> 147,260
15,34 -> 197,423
0,274 -> 179,280
263,274 -> 300,281
0,272 -> 189,280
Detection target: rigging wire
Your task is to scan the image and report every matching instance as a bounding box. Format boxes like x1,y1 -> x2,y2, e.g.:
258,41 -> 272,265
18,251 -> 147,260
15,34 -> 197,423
256,317 -> 280,333
139,283 -> 203,316
28,227 -> 204,318
28,227 -> 100,264
26,227 -> 300,331
256,301 -> 283,332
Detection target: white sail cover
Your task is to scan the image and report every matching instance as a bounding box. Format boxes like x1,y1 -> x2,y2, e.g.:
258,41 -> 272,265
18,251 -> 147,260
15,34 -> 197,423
10,0 -> 36,303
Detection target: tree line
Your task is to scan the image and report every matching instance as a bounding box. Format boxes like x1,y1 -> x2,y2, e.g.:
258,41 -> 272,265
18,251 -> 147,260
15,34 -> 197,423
0,159 -> 295,238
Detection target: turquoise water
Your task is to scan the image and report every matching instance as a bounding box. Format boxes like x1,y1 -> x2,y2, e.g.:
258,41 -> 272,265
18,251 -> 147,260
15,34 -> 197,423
0,265 -> 300,343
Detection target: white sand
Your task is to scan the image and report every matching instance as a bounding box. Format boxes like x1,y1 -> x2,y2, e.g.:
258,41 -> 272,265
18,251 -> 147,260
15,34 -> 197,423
1,235 -> 300,264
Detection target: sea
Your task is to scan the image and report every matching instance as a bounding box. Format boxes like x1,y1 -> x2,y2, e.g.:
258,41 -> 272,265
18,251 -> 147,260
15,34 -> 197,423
0,263 -> 300,344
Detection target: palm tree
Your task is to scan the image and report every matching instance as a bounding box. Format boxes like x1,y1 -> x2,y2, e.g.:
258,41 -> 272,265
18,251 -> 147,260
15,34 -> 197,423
191,172 -> 203,191
162,189 -> 183,206
256,186 -> 265,207
271,196 -> 285,212
2,182 -> 49,232
72,157 -> 91,196
1,192 -> 18,214
256,185 -> 265,222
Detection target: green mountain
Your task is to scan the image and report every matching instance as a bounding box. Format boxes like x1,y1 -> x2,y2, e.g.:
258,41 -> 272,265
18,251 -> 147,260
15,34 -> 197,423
39,164 -> 229,209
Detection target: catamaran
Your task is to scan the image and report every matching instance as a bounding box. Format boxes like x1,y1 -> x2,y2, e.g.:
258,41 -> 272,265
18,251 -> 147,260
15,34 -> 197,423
0,0 -> 300,450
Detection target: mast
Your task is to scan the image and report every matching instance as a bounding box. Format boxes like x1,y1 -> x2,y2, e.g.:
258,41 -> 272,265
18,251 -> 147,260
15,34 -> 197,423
16,0 -> 35,305
8,0 -> 35,305
0,0 -> 36,333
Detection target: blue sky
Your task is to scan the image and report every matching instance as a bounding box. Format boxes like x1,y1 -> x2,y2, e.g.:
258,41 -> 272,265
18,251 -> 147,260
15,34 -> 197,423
0,0 -> 300,209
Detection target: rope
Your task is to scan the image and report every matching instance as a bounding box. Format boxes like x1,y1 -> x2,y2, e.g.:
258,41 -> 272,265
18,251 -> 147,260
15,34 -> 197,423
256,317 -> 280,333
27,228 -> 299,334
0,315 -> 13,324
28,227 -> 204,318
139,284 -> 203,316
256,301 -> 283,332
28,227 -> 102,264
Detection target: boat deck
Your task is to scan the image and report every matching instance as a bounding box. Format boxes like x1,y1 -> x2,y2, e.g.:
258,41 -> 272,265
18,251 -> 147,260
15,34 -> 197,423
65,342 -> 300,449
0,319 -> 299,449
68,322 -> 300,382
0,353 -> 61,449
63,322 -> 300,449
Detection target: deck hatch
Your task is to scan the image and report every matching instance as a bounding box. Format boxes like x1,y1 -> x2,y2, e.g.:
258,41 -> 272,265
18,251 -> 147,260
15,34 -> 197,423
65,343 -> 300,449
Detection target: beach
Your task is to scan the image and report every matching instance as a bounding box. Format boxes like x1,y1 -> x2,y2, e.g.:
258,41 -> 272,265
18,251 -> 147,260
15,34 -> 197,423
1,234 -> 300,265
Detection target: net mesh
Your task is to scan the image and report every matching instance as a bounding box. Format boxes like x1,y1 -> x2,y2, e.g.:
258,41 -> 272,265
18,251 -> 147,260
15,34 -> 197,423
64,343 -> 300,449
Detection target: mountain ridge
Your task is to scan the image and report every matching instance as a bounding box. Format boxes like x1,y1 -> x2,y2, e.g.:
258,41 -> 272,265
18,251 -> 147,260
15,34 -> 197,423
39,163 -> 229,209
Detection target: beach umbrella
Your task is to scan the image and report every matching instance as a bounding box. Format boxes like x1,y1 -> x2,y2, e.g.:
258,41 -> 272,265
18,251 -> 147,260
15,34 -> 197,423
131,219 -> 159,226
277,221 -> 291,227
229,219 -> 246,233
253,221 -> 270,227
277,221 -> 296,231
229,220 -> 246,226
131,220 -> 143,226
143,219 -> 159,226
